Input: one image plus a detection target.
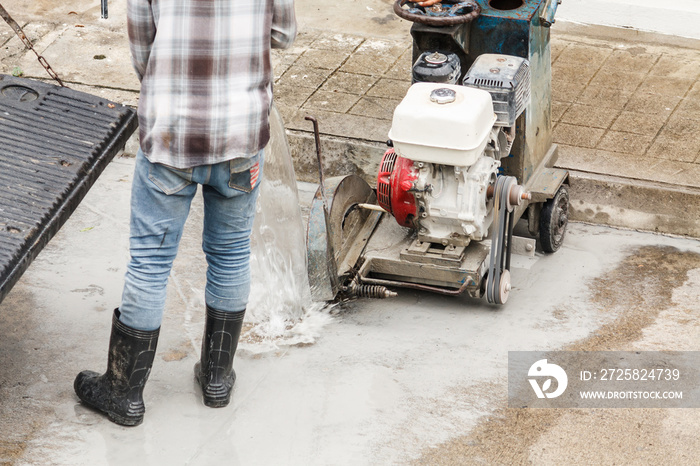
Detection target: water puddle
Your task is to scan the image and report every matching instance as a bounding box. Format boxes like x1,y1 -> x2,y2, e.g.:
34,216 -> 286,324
242,106 -> 332,352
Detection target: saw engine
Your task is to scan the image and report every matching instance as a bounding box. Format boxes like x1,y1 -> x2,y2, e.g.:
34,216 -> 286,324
378,54 -> 530,249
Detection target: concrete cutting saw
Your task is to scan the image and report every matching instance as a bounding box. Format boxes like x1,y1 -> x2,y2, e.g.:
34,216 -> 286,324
306,0 -> 568,305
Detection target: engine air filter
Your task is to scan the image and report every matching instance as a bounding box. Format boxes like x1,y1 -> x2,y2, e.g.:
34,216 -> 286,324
462,54 -> 530,127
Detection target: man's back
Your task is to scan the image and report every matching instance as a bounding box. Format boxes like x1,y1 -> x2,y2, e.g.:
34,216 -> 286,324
127,0 -> 296,168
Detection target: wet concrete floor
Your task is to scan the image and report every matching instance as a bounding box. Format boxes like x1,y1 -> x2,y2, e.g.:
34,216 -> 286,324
1,155 -> 699,465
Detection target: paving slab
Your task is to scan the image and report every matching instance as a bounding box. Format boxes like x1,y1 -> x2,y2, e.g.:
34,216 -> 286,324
3,0 -> 699,236
273,24 -> 700,237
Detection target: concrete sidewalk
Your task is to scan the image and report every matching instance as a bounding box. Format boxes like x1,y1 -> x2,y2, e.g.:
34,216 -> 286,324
1,0 -> 699,237
1,153 -> 697,465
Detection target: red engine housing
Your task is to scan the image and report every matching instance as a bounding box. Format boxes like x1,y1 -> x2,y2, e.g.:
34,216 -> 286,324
377,148 -> 418,228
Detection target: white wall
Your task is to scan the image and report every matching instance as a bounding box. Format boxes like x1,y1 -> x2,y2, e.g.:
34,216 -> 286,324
557,0 -> 700,40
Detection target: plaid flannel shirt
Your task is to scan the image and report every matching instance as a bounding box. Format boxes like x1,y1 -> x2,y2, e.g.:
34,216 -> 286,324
127,0 -> 296,168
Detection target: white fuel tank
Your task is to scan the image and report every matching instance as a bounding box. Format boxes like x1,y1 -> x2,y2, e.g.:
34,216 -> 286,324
388,83 -> 496,167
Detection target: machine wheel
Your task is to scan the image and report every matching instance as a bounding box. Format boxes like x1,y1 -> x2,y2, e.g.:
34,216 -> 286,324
539,184 -> 569,253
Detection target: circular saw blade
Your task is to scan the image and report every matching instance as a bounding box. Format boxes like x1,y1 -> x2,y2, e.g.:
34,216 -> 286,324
307,175 -> 380,301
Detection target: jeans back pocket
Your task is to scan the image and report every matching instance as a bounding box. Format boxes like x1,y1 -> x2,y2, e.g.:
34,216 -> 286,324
228,152 -> 262,193
148,163 -> 194,195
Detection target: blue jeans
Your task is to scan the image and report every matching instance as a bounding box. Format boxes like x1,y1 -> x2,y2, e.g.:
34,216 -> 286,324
119,149 -> 263,331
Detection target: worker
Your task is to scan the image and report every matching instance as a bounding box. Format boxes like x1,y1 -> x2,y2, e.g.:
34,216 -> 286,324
73,0 -> 297,426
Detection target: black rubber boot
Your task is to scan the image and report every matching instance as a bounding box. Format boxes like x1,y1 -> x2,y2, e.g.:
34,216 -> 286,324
194,306 -> 245,408
74,309 -> 159,426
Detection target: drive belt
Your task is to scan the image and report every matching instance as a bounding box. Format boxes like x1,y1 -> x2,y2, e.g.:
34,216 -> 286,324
486,175 -> 516,304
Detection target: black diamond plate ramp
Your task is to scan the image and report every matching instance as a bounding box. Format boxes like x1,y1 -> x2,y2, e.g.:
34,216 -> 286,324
0,75 -> 138,305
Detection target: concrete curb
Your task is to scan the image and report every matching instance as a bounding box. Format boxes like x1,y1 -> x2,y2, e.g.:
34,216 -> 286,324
286,130 -> 385,185
554,21 -> 700,51
566,170 -> 700,238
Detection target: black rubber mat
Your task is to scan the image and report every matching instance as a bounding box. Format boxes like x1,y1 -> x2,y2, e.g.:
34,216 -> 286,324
0,75 -> 137,304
